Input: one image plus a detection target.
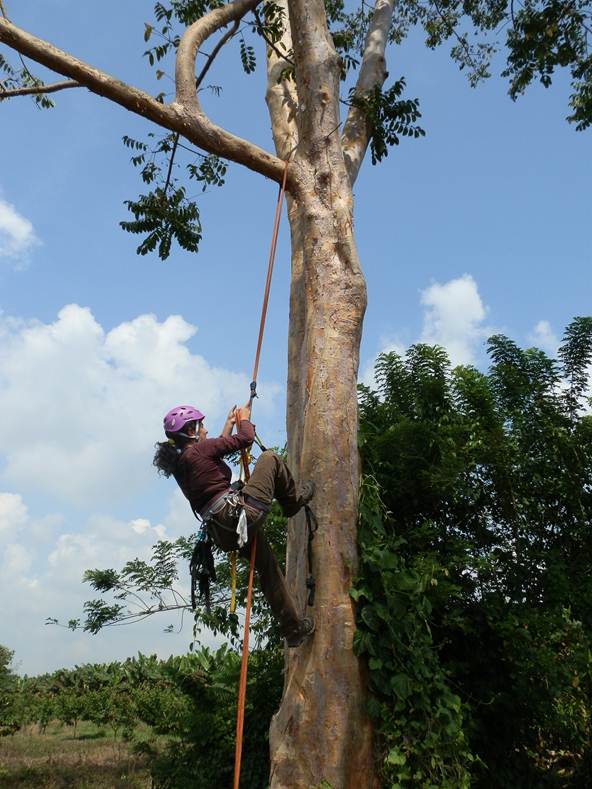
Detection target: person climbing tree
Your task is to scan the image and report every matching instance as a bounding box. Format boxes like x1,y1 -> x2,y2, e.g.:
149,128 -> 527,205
153,403 -> 315,647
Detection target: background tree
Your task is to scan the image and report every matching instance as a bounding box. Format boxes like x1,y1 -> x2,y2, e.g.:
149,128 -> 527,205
0,644 -> 18,736
355,316 -> 592,786
1,1 -> 591,785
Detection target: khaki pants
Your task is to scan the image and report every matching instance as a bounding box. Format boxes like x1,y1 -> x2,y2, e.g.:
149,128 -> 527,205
207,451 -> 302,640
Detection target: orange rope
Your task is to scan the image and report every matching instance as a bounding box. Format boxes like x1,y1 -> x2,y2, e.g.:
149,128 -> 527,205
232,537 -> 256,789
233,161 -> 289,789
251,161 -> 289,386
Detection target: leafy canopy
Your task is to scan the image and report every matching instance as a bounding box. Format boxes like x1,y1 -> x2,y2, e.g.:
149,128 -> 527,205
355,316 -> 592,786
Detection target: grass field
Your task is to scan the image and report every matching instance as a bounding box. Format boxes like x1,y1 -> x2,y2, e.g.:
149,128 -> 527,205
0,721 -> 152,788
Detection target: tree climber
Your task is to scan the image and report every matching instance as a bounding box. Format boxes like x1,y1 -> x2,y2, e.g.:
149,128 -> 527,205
153,403 -> 315,647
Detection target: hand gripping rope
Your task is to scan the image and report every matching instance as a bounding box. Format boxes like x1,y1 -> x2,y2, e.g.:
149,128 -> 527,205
233,161 -> 289,789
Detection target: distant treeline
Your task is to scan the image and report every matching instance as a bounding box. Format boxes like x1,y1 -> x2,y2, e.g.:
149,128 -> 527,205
0,645 -> 281,788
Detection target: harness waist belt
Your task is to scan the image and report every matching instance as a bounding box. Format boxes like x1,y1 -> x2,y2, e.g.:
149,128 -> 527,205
200,489 -> 232,521
243,495 -> 270,513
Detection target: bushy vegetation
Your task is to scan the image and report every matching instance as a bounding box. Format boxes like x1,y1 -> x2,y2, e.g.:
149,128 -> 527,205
354,317 -> 592,787
0,646 -> 281,789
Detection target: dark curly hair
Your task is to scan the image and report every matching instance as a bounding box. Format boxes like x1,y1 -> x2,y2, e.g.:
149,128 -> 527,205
153,439 -> 182,478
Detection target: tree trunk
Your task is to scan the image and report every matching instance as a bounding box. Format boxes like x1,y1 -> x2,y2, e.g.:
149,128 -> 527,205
266,3 -> 376,786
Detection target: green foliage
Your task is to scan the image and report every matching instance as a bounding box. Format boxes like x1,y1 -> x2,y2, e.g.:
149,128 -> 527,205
4,645 -> 281,789
0,644 -> 19,736
119,128 -> 227,260
354,479 -> 473,787
389,0 -> 592,127
348,80 -> 426,164
52,500 -> 289,648
0,52 -> 56,108
354,318 -> 592,786
121,186 -> 202,258
239,37 -> 256,74
187,154 -> 227,189
503,0 -> 592,128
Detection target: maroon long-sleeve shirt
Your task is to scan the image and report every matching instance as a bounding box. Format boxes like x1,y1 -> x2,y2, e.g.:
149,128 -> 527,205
174,420 -> 255,514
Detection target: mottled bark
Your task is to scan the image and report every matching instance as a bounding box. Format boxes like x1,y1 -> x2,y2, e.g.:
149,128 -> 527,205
265,2 -> 376,786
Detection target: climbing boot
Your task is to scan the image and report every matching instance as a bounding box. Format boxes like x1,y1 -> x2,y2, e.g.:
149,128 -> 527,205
286,617 -> 315,648
282,480 -> 315,518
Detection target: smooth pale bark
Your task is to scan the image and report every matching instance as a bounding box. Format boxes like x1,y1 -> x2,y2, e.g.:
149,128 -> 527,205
1,2 -> 397,785
342,0 -> 395,184
265,2 -> 377,786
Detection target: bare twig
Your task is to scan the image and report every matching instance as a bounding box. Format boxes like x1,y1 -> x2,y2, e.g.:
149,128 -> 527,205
0,0 -> 81,103
431,0 -> 479,72
253,7 -> 294,66
163,132 -> 181,195
0,79 -> 80,98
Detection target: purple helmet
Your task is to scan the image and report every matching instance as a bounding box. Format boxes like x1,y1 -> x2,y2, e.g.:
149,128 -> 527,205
163,405 -> 204,435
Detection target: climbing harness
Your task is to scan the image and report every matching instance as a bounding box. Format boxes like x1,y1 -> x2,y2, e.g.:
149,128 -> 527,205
189,529 -> 216,613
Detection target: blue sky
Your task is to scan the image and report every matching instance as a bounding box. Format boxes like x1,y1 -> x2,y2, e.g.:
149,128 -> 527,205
0,1 -> 590,675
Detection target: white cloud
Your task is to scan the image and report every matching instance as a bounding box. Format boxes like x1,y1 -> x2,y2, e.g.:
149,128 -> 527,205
0,196 -> 39,267
420,274 -> 490,366
0,305 -> 280,505
529,320 -> 560,356
361,274 -> 492,385
0,492 -> 28,532
2,542 -> 33,577
0,489 -> 198,675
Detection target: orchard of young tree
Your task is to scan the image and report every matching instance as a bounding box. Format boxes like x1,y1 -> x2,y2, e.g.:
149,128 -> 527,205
1,0 -> 591,787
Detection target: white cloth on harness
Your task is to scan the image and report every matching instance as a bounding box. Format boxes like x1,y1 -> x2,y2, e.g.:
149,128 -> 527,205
236,507 -> 248,548
202,490 -> 249,548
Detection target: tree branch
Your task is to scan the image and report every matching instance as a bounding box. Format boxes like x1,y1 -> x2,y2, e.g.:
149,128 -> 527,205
264,0 -> 300,160
341,0 -> 395,185
176,0 -> 259,105
163,19 -> 240,195
173,0 -> 290,184
0,11 -> 287,185
254,7 -> 294,67
0,79 -> 80,98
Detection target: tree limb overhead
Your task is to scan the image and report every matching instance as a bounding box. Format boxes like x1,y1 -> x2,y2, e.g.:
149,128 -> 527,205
0,12 -> 287,185
342,0 -> 395,185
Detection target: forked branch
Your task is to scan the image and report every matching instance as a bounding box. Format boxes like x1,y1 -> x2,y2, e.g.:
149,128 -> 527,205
171,0 -> 290,184
176,0 -> 261,106
0,4 -> 287,185
341,0 -> 395,185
